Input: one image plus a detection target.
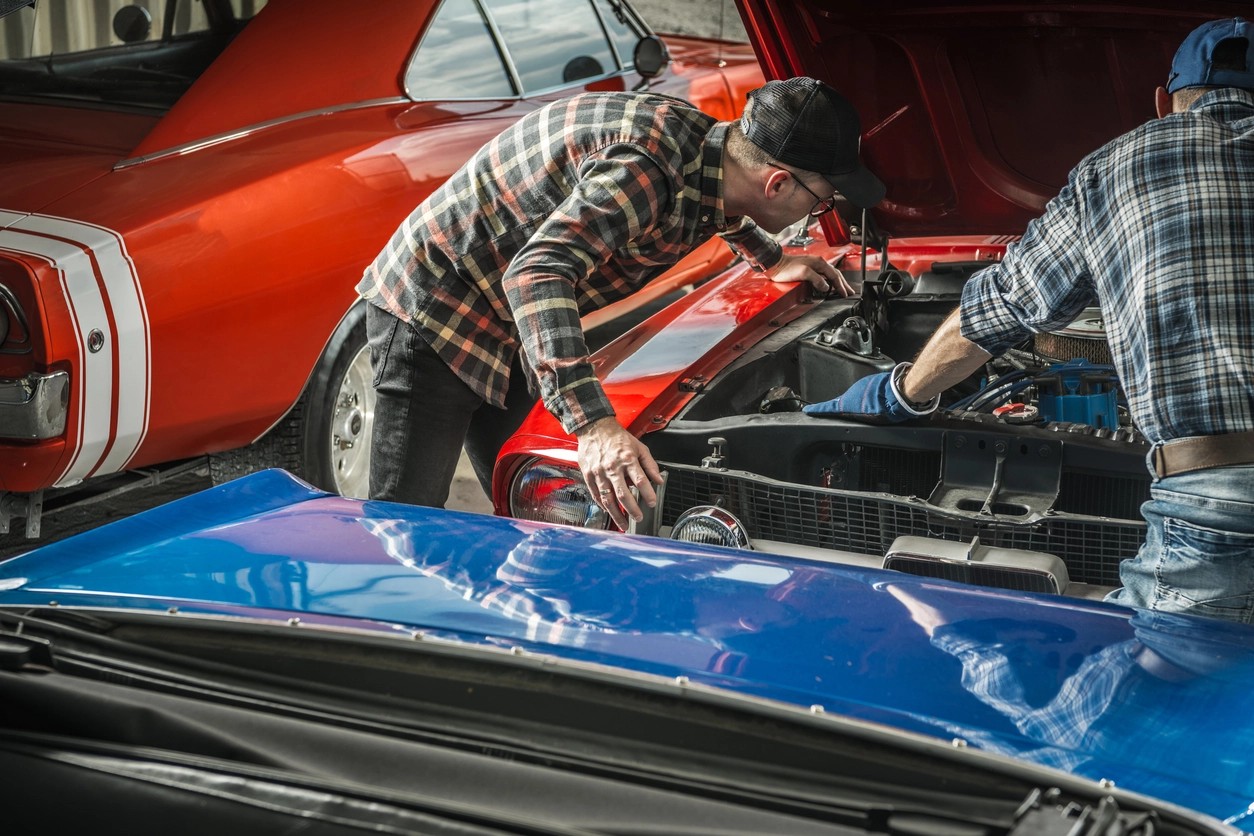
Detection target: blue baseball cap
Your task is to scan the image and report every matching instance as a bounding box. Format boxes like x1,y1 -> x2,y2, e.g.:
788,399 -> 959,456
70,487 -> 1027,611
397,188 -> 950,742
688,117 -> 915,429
1166,17 -> 1254,93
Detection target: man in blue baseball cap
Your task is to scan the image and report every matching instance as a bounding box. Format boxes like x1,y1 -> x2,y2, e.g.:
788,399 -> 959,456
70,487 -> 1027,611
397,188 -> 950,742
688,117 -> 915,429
806,18 -> 1254,623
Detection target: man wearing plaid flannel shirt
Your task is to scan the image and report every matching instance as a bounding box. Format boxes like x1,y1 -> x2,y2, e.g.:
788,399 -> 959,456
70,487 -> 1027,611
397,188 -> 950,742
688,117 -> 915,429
357,77 -> 884,528
806,19 -> 1254,623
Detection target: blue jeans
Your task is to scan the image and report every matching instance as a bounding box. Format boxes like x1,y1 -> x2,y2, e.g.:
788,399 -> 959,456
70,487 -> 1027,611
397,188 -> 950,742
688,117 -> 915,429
1105,464 -> 1254,623
366,303 -> 535,508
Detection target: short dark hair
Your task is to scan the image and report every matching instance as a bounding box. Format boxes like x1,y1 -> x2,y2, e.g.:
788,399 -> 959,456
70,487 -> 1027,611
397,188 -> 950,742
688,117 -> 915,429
726,121 -> 781,170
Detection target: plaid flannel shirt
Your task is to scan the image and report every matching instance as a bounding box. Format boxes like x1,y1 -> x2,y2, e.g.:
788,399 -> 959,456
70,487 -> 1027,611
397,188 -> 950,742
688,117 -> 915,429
960,88 -> 1254,445
357,92 -> 781,434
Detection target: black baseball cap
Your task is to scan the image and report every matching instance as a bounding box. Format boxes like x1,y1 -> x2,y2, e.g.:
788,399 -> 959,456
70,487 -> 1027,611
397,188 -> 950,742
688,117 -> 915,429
1166,17 -> 1254,93
741,77 -> 885,209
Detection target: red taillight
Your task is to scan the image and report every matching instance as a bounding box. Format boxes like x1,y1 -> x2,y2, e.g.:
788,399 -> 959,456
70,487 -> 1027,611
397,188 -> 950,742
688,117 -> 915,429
0,284 -> 30,353
0,257 -> 43,380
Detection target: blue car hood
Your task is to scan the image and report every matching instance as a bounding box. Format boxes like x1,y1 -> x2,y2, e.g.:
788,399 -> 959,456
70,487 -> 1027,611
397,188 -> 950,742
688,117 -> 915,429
2,469 -> 1253,827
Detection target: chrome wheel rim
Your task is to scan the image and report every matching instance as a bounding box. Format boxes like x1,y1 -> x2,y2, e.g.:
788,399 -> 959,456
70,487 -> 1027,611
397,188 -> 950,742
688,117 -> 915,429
329,343 -> 374,498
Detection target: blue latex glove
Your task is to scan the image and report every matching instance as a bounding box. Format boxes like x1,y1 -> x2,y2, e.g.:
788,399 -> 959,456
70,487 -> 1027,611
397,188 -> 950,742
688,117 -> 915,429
803,364 -> 936,424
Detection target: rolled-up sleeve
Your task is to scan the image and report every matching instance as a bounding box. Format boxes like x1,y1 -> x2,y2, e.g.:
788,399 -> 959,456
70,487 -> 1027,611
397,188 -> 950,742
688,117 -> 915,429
960,172 -> 1097,356
502,147 -> 669,433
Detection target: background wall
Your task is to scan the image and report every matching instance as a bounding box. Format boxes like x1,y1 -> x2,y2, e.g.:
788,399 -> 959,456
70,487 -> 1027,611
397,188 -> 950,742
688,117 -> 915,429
632,0 -> 747,42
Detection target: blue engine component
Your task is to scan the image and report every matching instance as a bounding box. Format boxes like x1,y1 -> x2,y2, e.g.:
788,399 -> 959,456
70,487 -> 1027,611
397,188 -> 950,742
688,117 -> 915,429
1035,359 -> 1120,430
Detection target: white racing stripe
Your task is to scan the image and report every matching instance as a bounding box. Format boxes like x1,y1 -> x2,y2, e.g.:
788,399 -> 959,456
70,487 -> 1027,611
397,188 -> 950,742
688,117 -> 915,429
0,211 -> 150,487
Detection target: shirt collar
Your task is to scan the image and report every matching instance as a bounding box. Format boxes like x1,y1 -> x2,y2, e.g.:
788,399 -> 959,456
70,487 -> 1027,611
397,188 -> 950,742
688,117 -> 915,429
1187,87 -> 1254,117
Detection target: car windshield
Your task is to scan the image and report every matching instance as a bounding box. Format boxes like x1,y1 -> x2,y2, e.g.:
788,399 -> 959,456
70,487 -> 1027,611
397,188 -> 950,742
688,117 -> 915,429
0,0 -> 265,109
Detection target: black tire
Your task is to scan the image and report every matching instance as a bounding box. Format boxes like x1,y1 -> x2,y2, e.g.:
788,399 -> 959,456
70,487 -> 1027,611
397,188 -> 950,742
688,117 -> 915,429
209,302 -> 373,497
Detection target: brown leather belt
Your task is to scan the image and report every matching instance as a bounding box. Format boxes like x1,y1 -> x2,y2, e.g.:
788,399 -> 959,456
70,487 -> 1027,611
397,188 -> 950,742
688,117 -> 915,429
1152,430 -> 1254,478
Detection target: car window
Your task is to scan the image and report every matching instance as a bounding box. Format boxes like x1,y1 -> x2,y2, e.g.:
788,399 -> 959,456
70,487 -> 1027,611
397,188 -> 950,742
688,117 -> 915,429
483,0 -> 617,93
0,0 -> 266,108
170,0 -> 267,36
0,0 -> 265,57
592,0 -> 646,71
405,0 -> 515,100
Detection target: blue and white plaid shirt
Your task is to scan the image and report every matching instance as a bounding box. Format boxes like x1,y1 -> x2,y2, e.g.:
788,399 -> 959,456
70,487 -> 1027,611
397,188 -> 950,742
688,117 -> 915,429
960,88 -> 1254,446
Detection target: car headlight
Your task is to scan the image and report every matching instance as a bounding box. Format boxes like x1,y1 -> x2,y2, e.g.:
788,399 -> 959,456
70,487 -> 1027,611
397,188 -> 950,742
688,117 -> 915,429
509,459 -> 610,529
669,505 -> 751,549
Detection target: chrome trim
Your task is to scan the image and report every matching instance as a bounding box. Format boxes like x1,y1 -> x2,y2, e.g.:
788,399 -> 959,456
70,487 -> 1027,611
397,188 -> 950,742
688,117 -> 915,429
670,504 -> 752,549
477,0 -> 527,98
0,371 -> 69,439
113,98 -> 410,169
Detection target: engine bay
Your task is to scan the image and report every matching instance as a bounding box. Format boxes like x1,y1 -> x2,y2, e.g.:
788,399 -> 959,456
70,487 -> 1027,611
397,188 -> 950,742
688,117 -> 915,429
639,260 -> 1151,599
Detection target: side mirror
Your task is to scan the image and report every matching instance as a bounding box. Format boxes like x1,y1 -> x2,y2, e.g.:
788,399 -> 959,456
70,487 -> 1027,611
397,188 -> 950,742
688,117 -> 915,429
112,5 -> 152,43
633,36 -> 668,80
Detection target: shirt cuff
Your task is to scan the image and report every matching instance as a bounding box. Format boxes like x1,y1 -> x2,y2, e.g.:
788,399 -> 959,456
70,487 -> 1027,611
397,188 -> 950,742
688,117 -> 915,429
720,218 -> 783,272
546,377 -> 616,436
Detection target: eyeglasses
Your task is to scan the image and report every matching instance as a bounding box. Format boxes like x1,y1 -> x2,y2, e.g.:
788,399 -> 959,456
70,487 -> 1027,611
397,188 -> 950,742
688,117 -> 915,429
771,165 -> 838,217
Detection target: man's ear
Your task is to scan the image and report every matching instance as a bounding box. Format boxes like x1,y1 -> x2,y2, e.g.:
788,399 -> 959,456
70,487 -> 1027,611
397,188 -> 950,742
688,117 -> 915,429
1155,86 -> 1172,118
763,167 -> 790,200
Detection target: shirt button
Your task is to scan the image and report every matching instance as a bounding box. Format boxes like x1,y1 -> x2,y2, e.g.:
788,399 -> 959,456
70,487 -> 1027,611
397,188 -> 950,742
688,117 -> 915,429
701,214 -> 710,222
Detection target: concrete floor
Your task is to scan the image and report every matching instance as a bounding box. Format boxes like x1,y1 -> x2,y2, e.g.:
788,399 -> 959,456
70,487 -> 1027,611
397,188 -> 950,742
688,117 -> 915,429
449,450 -> 494,515
632,0 -> 746,41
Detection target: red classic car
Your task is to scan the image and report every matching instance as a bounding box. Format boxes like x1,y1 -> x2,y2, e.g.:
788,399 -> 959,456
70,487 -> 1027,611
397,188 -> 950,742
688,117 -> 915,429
495,0 -> 1251,600
0,0 -> 763,538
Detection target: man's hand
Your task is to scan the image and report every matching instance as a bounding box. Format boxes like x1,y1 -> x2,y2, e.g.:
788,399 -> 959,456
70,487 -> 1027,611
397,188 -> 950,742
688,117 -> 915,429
765,253 -> 852,296
575,416 -> 664,529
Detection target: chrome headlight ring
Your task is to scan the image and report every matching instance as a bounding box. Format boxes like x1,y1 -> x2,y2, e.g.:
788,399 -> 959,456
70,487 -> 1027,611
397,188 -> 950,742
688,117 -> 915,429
509,459 -> 611,529
669,505 -> 751,550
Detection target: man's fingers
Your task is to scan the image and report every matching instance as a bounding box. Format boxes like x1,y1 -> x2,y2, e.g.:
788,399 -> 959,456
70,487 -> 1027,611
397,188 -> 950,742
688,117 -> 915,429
576,419 -> 666,528
592,477 -> 627,528
612,478 -> 643,523
814,256 -> 841,281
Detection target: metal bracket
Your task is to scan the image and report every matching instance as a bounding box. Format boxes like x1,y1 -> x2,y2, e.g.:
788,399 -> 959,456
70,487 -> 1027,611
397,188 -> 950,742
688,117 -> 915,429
927,431 -> 1062,522
0,489 -> 43,538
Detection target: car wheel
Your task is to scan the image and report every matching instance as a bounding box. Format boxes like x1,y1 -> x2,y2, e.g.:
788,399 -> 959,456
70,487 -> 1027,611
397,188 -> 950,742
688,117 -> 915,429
209,302 -> 374,498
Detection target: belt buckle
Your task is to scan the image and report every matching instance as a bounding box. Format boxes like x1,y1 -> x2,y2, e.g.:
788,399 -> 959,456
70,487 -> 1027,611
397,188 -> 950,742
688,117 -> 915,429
1151,445 -> 1168,479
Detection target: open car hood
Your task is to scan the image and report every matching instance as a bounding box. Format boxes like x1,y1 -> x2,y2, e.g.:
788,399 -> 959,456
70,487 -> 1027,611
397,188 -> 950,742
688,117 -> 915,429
3,470 -> 1254,825
734,0 -> 1251,236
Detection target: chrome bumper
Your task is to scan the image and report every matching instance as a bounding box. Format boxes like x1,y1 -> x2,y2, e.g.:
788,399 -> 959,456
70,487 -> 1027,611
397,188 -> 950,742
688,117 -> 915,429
0,371 -> 69,439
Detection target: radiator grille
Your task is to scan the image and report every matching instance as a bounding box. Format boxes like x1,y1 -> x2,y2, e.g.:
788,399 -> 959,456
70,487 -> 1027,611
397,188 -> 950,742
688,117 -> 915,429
1056,471 -> 1149,520
660,465 -> 1144,587
851,446 -> 941,497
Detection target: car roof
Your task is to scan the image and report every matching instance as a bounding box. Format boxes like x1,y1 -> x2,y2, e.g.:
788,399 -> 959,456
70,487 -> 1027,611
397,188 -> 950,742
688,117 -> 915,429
130,0 -> 436,158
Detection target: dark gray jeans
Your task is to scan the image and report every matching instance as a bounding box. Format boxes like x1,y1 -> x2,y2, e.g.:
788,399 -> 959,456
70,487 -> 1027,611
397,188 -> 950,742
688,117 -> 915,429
366,303 -> 534,508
